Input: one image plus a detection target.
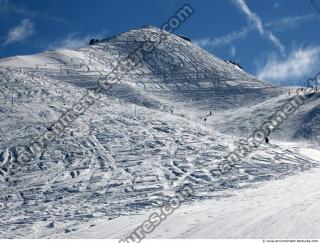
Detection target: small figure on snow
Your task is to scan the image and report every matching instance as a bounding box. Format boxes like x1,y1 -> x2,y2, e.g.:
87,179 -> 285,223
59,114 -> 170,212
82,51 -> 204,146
265,128 -> 271,144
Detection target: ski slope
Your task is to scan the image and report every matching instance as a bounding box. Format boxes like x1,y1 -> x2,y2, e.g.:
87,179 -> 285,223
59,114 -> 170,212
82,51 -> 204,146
64,147 -> 320,239
0,26 -> 319,238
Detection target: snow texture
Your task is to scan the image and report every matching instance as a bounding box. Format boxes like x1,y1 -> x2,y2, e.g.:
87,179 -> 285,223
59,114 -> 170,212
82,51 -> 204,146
0,26 -> 319,238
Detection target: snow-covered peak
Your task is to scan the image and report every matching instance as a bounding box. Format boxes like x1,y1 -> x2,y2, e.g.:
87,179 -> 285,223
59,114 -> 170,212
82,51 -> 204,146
93,26 -> 270,88
0,26 -> 270,91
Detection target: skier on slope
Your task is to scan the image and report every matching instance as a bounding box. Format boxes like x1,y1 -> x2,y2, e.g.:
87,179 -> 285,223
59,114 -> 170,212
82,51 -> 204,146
265,128 -> 271,144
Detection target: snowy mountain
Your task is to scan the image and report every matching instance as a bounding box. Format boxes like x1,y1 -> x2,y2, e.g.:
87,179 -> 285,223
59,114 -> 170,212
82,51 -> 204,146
0,26 -> 319,238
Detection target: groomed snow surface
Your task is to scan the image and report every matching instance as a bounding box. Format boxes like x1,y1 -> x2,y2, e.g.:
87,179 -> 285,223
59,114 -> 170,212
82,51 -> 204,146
0,26 -> 319,239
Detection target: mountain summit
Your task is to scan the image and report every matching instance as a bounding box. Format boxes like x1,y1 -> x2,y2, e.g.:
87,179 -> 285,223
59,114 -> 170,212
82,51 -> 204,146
0,26 -> 269,91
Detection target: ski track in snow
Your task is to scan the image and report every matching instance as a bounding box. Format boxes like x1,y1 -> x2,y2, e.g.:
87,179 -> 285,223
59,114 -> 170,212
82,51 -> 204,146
66,147 -> 320,239
0,26 -> 319,238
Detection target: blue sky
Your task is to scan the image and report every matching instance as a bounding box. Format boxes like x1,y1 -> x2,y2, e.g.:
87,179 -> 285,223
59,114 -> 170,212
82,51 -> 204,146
0,0 -> 320,86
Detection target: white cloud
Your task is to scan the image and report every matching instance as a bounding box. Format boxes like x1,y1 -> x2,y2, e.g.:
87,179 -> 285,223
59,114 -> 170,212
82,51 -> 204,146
3,19 -> 35,46
231,0 -> 285,55
194,13 -> 317,50
0,0 -> 65,23
229,45 -> 236,57
194,26 -> 251,48
257,46 -> 320,85
232,0 -> 263,32
265,14 -> 318,31
49,31 -> 108,50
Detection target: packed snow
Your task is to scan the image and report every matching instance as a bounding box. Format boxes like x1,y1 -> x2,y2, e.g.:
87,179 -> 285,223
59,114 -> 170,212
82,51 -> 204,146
0,26 -> 319,238
66,147 -> 320,239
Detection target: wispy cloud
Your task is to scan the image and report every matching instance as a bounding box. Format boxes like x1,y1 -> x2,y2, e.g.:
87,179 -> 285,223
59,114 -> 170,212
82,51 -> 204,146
256,46 -> 320,85
194,26 -> 251,48
3,19 -> 35,46
229,45 -> 236,57
194,13 -> 318,50
265,13 -> 319,31
231,0 -> 285,54
0,0 -> 65,23
49,31 -> 108,50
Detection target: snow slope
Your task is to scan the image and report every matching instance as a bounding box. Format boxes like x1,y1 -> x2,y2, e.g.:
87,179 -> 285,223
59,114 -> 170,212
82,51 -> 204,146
66,147 -> 320,239
0,26 -> 319,238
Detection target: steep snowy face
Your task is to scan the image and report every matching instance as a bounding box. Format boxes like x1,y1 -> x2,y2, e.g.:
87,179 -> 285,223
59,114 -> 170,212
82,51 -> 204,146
0,26 -> 270,92
92,26 -> 270,89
